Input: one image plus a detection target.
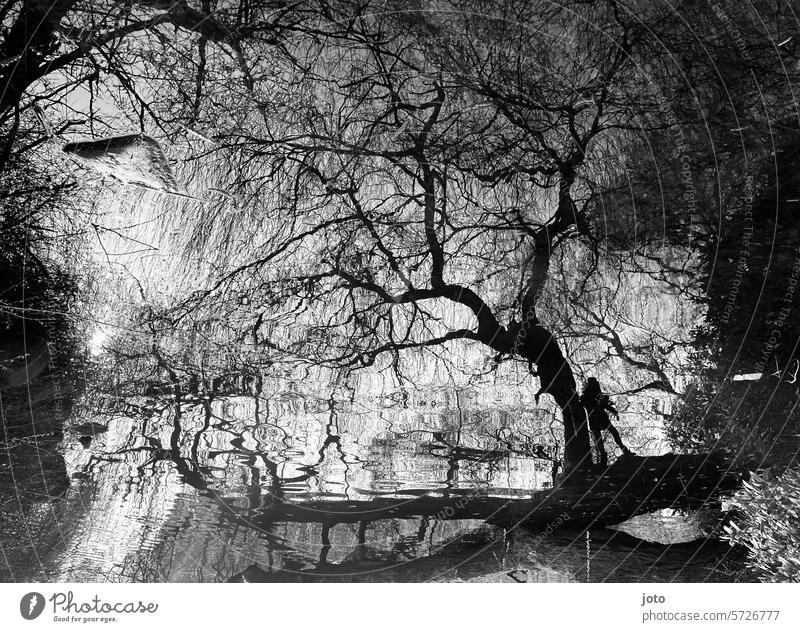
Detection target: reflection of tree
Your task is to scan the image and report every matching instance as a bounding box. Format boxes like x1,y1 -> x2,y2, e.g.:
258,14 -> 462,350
424,430 -> 504,489
227,521 -> 744,583
97,350 -> 366,507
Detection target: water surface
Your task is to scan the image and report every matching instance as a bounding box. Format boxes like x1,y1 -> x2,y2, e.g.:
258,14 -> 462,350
0,386 -> 746,582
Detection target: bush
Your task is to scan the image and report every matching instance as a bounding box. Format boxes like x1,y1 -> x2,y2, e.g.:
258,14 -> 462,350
723,469 -> 800,582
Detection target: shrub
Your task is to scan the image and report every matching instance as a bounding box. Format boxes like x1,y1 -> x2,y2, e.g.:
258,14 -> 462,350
723,469 -> 800,582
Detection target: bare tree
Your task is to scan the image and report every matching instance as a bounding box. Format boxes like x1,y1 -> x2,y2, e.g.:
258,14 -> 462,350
154,1 -> 697,477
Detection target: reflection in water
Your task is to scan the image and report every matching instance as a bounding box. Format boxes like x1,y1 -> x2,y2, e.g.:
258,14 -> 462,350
1,386 -> 745,582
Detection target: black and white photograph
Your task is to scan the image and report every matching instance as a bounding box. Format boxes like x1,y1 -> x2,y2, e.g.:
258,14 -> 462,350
1,0 -> 800,626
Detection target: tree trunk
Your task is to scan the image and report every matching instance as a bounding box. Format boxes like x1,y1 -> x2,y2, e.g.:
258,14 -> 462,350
507,173 -> 593,478
509,322 -> 591,478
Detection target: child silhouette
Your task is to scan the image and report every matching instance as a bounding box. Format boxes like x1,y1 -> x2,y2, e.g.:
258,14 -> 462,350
581,377 -> 632,468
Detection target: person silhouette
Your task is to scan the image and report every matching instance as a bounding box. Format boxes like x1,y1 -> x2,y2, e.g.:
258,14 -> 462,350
581,377 -> 632,468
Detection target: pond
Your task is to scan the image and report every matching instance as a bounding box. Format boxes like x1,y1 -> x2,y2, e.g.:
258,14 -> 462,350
0,381 -> 749,583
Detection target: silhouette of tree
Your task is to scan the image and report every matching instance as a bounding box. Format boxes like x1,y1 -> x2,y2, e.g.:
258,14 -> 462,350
157,1 -> 714,476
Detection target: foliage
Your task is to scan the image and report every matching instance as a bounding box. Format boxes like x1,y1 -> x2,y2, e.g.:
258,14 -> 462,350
665,356 -> 800,472
724,469 -> 800,583
0,126 -> 96,410
0,139 -> 81,339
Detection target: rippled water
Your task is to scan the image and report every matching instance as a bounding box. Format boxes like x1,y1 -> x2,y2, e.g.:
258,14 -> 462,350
0,385 -> 748,583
